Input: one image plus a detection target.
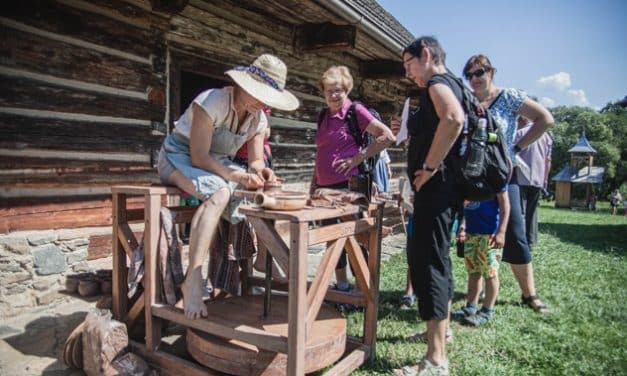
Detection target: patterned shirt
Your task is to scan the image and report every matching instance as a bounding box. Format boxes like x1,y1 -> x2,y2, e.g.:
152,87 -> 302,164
489,88 -> 527,160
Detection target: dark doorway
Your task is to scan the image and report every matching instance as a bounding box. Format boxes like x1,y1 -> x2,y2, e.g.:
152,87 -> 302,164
179,71 -> 229,117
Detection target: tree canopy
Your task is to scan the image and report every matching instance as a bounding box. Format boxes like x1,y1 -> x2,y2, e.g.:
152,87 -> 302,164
549,99 -> 627,199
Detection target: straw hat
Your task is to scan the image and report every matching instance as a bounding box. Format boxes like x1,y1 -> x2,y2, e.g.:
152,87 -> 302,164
225,54 -> 300,111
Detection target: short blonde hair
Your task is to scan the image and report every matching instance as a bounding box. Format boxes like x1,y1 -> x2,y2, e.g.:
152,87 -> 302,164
319,66 -> 354,94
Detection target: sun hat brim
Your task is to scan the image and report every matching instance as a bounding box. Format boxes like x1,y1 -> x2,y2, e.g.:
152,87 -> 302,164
225,69 -> 300,111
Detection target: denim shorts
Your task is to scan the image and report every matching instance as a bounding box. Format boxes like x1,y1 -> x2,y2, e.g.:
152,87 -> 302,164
157,134 -> 250,224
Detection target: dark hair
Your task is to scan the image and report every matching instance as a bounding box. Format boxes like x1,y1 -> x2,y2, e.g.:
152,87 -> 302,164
463,54 -> 496,78
402,36 -> 446,65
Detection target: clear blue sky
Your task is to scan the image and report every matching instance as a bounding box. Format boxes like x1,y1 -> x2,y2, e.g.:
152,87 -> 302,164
377,0 -> 627,109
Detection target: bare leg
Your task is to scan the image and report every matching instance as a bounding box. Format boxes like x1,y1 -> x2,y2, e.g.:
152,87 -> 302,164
425,318 -> 448,367
466,273 -> 482,306
335,267 -> 349,288
168,170 -> 203,200
182,187 -> 231,319
405,269 -> 414,297
511,262 -> 546,309
483,275 -> 499,309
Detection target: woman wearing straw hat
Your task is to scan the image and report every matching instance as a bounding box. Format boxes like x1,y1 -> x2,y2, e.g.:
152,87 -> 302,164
157,54 -> 299,319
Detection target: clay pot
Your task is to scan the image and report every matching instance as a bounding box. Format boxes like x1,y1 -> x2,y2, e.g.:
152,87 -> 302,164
254,191 -> 308,211
78,279 -> 100,297
65,276 -> 80,293
263,180 -> 283,193
100,279 -> 112,294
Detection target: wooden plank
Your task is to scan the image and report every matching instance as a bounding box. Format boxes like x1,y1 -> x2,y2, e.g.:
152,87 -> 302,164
294,22 -> 356,52
118,222 -> 140,258
130,341 -> 219,376
344,236 -> 373,304
0,155 -> 150,170
247,276 -> 365,306
0,114 -> 162,153
0,205 -> 114,233
125,292 -> 145,331
87,230 -> 141,260
0,26 -> 158,92
287,221 -> 308,376
307,218 -> 375,245
112,192 -> 128,321
363,203 -> 384,357
0,170 -> 159,187
144,193 -> 163,351
2,1 -> 155,57
360,59 -> 405,79
0,76 -> 163,120
305,237 -> 346,335
152,304 -> 288,353
324,346 -> 369,376
246,217 -> 290,277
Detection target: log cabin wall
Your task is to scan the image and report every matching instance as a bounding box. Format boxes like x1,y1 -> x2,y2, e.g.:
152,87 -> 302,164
0,0 -> 414,233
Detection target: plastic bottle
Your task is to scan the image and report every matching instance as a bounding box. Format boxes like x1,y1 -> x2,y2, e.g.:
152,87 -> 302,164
465,118 -> 488,177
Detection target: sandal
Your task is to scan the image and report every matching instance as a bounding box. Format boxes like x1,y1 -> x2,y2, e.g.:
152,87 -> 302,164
409,328 -> 454,344
521,294 -> 550,314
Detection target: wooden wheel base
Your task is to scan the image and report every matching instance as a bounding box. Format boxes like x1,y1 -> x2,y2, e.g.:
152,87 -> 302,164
186,295 -> 346,375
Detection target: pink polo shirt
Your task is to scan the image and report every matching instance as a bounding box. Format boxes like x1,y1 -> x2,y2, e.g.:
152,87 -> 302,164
315,99 -> 375,186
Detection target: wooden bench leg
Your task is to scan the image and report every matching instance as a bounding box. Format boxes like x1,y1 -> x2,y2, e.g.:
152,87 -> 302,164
145,193 -> 163,351
112,193 -> 129,321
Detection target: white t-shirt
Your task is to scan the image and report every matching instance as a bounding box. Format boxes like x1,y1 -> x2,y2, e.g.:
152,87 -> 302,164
173,86 -> 268,141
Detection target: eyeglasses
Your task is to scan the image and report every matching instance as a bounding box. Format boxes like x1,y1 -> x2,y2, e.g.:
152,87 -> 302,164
324,88 -> 345,97
465,68 -> 489,80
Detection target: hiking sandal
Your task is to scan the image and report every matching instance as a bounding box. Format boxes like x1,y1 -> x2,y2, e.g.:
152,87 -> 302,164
521,294 -> 549,314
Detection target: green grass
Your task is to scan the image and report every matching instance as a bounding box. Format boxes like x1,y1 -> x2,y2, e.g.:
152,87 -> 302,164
346,202 -> 627,375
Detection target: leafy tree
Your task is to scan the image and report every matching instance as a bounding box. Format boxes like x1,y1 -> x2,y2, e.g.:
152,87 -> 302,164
548,100 -> 626,199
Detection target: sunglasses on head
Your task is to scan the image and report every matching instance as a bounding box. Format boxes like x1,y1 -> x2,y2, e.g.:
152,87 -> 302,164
465,68 -> 489,80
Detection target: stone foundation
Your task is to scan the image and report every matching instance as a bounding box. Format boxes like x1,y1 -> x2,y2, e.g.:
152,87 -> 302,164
0,226 -> 129,318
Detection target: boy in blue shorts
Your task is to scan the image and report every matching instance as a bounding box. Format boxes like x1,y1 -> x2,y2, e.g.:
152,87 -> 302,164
452,190 -> 510,326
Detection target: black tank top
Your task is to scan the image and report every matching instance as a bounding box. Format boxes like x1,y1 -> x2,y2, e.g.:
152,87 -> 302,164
406,71 -> 464,181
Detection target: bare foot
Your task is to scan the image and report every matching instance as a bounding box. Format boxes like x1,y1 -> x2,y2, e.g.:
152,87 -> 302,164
181,279 -> 208,319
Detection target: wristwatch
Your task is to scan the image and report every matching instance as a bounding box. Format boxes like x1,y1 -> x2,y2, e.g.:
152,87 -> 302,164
422,162 -> 437,172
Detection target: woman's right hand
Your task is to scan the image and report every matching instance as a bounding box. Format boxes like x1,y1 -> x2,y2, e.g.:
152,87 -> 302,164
234,171 -> 264,190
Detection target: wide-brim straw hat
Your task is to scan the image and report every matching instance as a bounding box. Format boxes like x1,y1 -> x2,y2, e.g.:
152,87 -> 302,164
225,54 -> 300,111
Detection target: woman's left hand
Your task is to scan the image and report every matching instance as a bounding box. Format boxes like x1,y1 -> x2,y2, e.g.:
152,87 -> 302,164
332,156 -> 360,175
413,169 -> 434,192
258,167 -> 276,182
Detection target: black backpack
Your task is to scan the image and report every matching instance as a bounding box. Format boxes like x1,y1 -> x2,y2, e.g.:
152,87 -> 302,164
444,74 -> 512,202
317,102 -> 380,199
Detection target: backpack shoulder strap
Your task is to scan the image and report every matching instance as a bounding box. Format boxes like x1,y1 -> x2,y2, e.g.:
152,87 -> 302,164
346,101 -> 365,147
317,108 -> 328,129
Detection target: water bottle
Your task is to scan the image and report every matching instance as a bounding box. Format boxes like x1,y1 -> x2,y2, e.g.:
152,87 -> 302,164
465,118 -> 488,177
459,115 -> 469,156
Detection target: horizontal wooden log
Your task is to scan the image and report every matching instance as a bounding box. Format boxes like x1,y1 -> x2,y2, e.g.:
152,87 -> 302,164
0,170 -> 159,187
0,76 -> 164,120
0,26 -> 159,92
2,1 -> 156,59
0,155 -> 151,170
0,114 -> 163,153
360,59 -> 405,79
294,23 -> 356,52
0,205 -> 113,233
88,231 -> 142,260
